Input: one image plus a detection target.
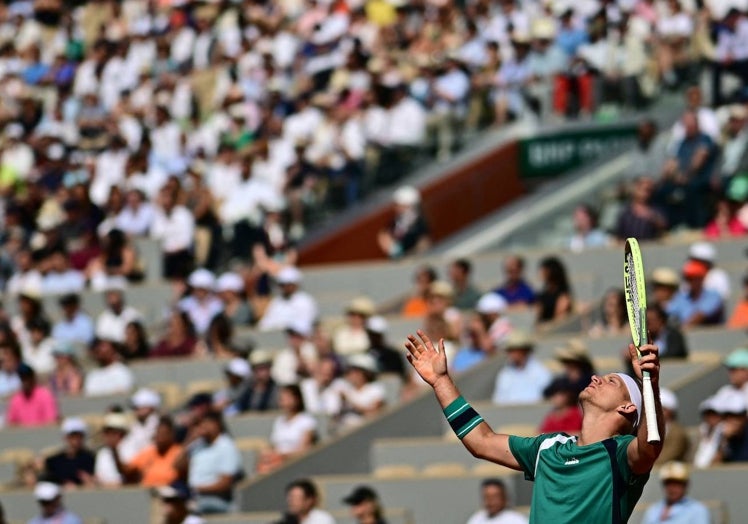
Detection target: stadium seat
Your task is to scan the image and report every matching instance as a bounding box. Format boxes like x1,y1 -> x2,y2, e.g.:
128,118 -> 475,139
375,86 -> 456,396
148,381 -> 183,410
421,462 -> 469,477
372,465 -> 418,479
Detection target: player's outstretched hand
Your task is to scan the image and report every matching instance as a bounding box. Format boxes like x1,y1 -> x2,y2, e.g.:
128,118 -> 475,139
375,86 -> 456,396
628,343 -> 660,386
405,330 -> 448,387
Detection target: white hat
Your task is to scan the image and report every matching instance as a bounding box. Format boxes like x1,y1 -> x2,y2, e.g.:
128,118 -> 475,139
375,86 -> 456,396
103,413 -> 130,432
286,318 -> 312,338
347,353 -> 378,374
659,461 -> 690,483
276,266 -> 303,285
614,373 -> 642,427
131,388 -> 161,409
188,268 -> 216,290
216,272 -> 244,293
476,293 -> 508,314
393,185 -> 420,207
34,481 -> 61,501
249,349 -> 274,366
659,388 -> 678,412
225,357 -> 252,379
366,315 -> 389,334
61,417 -> 87,435
712,389 -> 747,414
688,242 -> 716,263
103,278 -> 127,293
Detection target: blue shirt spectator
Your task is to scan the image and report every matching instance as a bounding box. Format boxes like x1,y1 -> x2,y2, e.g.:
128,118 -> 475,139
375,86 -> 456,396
667,261 -> 724,327
641,497 -> 710,524
494,255 -> 536,306
492,339 -> 552,405
452,346 -> 487,374
52,295 -> 94,346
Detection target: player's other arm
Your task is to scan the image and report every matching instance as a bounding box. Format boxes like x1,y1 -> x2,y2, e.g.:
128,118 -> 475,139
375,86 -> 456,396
626,343 -> 665,475
405,331 -> 522,471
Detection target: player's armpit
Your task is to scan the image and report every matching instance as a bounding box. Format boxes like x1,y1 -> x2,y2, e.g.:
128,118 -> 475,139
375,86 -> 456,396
462,424 -> 523,471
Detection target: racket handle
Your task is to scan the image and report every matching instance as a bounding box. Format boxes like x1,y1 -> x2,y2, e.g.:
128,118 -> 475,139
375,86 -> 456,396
642,375 -> 660,443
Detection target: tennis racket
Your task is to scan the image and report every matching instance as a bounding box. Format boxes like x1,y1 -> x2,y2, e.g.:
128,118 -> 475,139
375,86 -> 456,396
623,238 -> 660,443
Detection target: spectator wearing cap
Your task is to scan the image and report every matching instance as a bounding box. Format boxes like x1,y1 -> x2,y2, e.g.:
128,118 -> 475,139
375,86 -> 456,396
343,485 -> 386,524
715,104 -> 748,187
713,391 -> 748,463
281,478 -> 335,524
647,304 -> 688,360
28,481 -> 83,524
667,260 -> 724,328
121,388 -> 162,457
175,393 -> 214,444
216,273 -> 253,326
448,259 -> 482,311
492,330 -> 551,405
466,477 -> 528,524
401,265 -> 438,318
49,342 -> 84,396
11,283 -> 47,351
715,348 -> 748,408
95,284 -> 143,344
641,461 -> 709,524
178,269 -> 224,337
94,412 -> 136,487
475,292 -> 513,349
334,297 -> 376,356
728,273 -> 748,328
536,256 -> 573,325
44,418 -> 95,486
423,281 -> 461,350
236,350 -> 279,413
6,364 -> 58,427
157,481 -> 205,524
377,186 -> 430,260
258,384 -> 318,474
687,242 -> 730,301
650,268 -> 680,313
494,255 -> 536,308
0,342 -> 22,399
365,316 -> 406,379
554,339 -> 596,399
693,396 -> 725,469
656,388 -> 690,465
272,319 -> 318,386
214,358 -> 252,417
52,294 -> 94,347
126,416 -> 183,489
150,186 -> 195,281
539,377 -> 583,435
22,316 -> 55,376
339,354 -> 386,430
151,311 -> 198,359
83,338 -> 134,397
259,267 -> 318,332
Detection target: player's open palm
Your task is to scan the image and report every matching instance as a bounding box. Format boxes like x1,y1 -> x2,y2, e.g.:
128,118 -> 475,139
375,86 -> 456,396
405,330 -> 448,386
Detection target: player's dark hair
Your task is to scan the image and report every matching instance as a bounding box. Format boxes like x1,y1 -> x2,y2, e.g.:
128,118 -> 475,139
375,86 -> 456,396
481,478 -> 506,491
286,478 -> 318,499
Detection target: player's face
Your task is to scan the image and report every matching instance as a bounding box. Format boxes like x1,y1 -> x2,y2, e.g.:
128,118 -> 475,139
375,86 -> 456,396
579,374 -> 631,412
482,485 -> 506,516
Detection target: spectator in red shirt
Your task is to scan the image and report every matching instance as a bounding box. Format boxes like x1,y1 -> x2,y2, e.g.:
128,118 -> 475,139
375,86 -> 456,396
539,377 -> 583,435
6,364 -> 58,427
150,311 -> 197,358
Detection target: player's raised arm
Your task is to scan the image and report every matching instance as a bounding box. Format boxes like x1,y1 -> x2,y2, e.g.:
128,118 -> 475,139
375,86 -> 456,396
405,331 -> 521,471
626,343 -> 665,474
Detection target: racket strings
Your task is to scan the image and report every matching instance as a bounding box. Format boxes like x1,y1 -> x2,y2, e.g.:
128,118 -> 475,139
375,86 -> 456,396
626,252 -> 642,335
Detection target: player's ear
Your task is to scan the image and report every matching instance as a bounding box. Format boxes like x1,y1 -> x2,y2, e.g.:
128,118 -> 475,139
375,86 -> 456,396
617,403 -> 637,418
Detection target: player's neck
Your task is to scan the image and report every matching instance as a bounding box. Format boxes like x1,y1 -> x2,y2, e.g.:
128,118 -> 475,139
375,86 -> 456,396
577,411 -> 620,446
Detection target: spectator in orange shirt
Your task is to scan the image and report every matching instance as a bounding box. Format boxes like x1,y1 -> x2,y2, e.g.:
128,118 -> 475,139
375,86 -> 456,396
728,274 -> 748,329
125,416 -> 183,487
401,265 -> 437,318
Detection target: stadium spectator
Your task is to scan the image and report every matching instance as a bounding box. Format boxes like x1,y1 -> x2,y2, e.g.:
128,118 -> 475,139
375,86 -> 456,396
179,269 -> 223,337
122,388 -> 162,457
5,250 -> 42,298
156,481 -> 206,524
271,320 -> 318,385
539,377 -> 583,435
40,247 -> 85,295
83,338 -> 134,397
494,255 -> 535,308
114,188 -> 155,238
11,285 -> 48,350
151,186 -> 195,281
175,393 -> 214,445
492,330 -> 551,405
6,364 -> 58,427
122,321 -> 151,360
282,478 -> 336,524
466,478 -> 528,524
713,392 -> 748,463
614,176 -> 667,241
667,260 -> 724,327
214,358 -> 252,417
334,297 -> 376,356
259,267 -> 318,332
449,259 -> 482,311
94,413 -> 136,487
0,342 -> 22,399
28,481 -> 83,524
553,339 -> 596,399
693,395 -> 724,469
453,315 -> 494,374
258,385 -> 317,474
716,105 -> 748,186
236,350 -> 279,413
641,462 -> 710,524
126,416 -> 183,488
687,242 -> 731,301
215,272 -> 253,326
378,186 -> 430,259
301,355 -> 345,420
670,86 -> 720,145
629,120 -> 669,184
44,418 -> 95,487
422,281 -> 461,350
650,268 -> 680,312
401,265 -> 438,318
714,349 -> 748,406
656,389 -> 690,465
22,317 -> 55,376
95,284 -> 143,343
647,304 -> 688,360
49,342 -> 84,396
711,8 -> 748,107
535,256 -> 573,324
475,293 -> 513,349
52,294 -> 94,347
201,314 -> 237,359
568,204 -> 610,252
151,311 -> 198,359
704,194 -> 747,239
588,288 -> 628,338
182,411 -> 242,514
339,354 -> 386,430
342,485 -> 387,524
86,229 -> 142,291
365,316 -> 406,379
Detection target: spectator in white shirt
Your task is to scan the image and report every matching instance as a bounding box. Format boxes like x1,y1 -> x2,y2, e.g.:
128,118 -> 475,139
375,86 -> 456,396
96,284 -> 143,343
22,317 -> 56,377
5,248 -> 43,297
272,320 -> 319,386
178,269 -> 224,337
259,267 -> 318,332
338,354 -> 386,430
713,8 -> 748,106
466,478 -> 528,524
83,339 -> 134,397
151,186 -> 195,281
301,355 -> 345,419
282,478 -> 336,524
115,187 -> 154,236
94,413 -> 138,487
121,388 -> 162,457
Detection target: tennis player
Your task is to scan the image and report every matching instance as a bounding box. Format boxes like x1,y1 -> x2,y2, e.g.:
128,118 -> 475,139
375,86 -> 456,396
405,330 -> 664,523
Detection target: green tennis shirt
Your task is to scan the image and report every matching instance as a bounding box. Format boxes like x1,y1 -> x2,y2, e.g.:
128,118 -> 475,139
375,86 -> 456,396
508,433 -> 649,524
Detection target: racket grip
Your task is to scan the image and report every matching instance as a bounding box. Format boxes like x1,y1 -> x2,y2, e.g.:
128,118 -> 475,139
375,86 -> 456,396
642,375 -> 660,443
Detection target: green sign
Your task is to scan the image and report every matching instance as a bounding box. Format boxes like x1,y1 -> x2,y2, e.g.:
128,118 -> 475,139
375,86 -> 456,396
519,125 -> 638,178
